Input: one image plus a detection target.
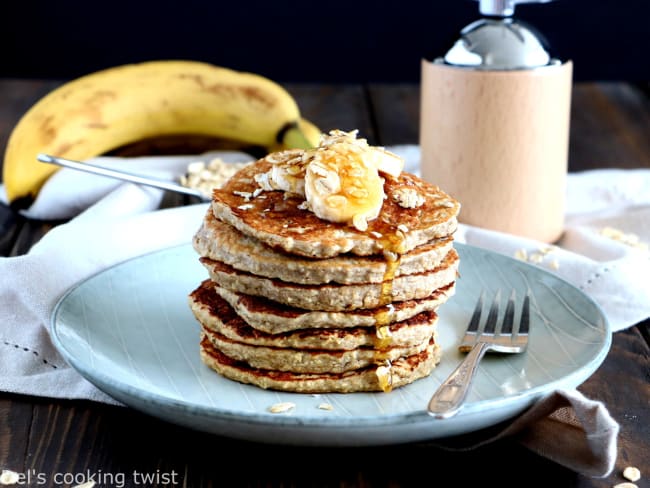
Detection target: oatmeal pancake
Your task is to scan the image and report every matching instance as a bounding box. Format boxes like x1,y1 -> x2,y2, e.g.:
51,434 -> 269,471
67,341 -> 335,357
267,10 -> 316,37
209,281 -> 455,334
189,130 -> 459,393
201,326 -> 431,374
199,248 -> 459,312
210,159 -> 460,259
199,335 -> 442,393
193,209 -> 455,285
189,280 -> 439,350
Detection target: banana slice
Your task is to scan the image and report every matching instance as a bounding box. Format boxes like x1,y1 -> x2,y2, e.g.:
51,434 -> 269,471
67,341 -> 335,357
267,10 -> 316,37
305,142 -> 385,231
255,149 -> 307,195
319,129 -> 404,178
254,130 -> 404,231
366,147 -> 404,179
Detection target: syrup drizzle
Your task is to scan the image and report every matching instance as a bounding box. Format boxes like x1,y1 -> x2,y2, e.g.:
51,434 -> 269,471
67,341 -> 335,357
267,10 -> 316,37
373,227 -> 406,393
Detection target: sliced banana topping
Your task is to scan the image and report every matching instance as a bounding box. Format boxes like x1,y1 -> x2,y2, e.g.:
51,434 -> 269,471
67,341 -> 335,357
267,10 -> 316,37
254,130 -> 404,231
319,130 -> 404,178
305,142 -> 385,231
254,148 -> 307,195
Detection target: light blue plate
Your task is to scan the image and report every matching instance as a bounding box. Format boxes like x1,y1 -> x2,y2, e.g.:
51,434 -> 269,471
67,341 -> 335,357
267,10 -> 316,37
50,242 -> 611,446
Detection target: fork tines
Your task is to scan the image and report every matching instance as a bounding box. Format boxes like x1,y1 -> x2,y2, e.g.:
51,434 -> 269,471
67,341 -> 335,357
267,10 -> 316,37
459,290 -> 530,353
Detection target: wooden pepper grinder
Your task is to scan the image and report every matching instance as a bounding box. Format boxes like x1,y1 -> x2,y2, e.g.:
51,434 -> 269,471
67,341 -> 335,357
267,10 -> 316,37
420,0 -> 573,243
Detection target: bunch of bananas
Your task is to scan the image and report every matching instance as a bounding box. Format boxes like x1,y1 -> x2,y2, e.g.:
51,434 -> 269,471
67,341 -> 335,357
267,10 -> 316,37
2,60 -> 322,206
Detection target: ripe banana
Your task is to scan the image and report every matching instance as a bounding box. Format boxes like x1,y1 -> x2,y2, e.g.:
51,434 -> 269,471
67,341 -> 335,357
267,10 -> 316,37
2,60 -> 321,205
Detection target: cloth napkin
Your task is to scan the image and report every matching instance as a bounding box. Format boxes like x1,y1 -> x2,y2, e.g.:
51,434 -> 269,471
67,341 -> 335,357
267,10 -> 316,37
2,146 -> 649,478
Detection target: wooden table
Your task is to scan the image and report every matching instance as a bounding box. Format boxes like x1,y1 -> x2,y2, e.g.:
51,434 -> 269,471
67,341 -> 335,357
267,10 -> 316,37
1,78 -> 649,487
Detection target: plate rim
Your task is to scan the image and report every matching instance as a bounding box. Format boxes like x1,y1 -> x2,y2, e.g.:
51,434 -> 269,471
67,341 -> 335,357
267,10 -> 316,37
49,241 -> 612,431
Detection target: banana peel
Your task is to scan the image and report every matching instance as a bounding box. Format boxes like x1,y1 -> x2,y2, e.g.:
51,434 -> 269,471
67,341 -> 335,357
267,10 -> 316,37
2,60 -> 322,207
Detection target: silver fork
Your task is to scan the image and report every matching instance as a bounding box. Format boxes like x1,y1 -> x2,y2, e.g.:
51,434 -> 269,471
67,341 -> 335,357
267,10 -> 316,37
427,289 -> 530,419
37,153 -> 211,202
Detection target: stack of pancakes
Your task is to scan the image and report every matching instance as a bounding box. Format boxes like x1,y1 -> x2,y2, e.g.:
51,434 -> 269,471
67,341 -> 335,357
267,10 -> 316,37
188,141 -> 461,393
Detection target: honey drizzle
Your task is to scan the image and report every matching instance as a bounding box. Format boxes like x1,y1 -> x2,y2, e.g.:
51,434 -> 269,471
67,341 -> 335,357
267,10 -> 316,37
373,228 -> 406,393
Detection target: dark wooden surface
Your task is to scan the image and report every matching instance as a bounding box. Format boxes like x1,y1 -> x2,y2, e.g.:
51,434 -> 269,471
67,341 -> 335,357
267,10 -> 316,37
1,79 -> 649,487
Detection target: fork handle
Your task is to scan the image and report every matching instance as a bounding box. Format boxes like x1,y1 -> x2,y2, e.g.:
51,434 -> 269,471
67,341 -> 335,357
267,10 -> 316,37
427,342 -> 490,419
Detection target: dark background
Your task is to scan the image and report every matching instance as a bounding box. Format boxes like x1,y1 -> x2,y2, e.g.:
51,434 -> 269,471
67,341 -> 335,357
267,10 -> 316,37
1,0 -> 649,83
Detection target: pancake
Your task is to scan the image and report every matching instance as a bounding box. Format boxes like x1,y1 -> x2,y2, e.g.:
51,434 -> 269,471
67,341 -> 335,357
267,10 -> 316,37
201,280 -> 454,333
201,325 -> 432,374
189,280 -> 439,349
199,247 -> 459,312
193,209 -> 455,285
210,159 -> 460,259
200,335 -> 442,393
189,130 -> 459,393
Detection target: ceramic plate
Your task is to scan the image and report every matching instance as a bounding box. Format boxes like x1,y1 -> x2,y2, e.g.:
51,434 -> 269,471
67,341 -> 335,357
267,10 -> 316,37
51,242 -> 610,446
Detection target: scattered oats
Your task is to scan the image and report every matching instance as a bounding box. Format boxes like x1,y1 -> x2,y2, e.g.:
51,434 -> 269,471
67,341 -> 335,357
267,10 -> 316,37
370,231 -> 383,238
0,470 -> 20,485
514,249 -> 528,261
623,467 -> 641,482
539,245 -> 557,255
266,148 -> 304,165
613,483 -> 638,488
268,402 -> 296,413
180,158 -> 251,197
319,129 -> 365,149
237,203 -> 254,210
601,226 -> 625,239
318,403 -> 334,411
438,200 -> 456,208
514,246 -> 560,270
397,224 -> 409,233
309,161 -> 330,177
252,188 -> 263,198
187,161 -> 205,173
73,482 -> 96,488
297,200 -> 311,211
600,226 -> 648,250
233,190 -> 253,200
254,172 -> 274,191
393,187 -> 425,209
352,214 -> 369,232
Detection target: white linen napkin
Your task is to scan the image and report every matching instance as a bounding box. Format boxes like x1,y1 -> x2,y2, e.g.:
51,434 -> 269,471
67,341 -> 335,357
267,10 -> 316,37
1,146 -> 648,477
0,151 -> 252,404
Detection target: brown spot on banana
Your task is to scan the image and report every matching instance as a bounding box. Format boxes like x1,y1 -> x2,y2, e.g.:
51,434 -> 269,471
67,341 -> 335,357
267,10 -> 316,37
38,115 -> 57,145
176,73 -> 278,110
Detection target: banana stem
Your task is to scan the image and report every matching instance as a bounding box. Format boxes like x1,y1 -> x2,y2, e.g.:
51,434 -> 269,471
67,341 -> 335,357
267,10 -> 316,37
279,122 -> 316,150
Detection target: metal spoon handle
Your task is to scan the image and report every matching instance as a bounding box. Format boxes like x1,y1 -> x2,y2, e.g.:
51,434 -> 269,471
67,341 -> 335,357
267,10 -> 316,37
37,153 -> 209,201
